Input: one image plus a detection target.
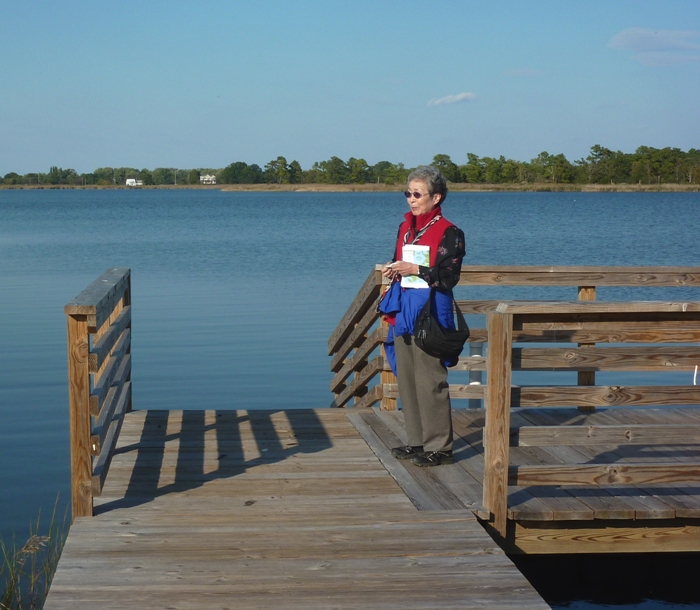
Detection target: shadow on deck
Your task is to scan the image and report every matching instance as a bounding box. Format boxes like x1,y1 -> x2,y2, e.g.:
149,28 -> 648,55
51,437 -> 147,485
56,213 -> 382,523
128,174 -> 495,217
45,408 -> 549,610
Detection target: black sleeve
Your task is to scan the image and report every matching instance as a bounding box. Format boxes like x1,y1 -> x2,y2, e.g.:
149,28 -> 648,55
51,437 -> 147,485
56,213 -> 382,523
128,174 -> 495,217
417,226 -> 465,291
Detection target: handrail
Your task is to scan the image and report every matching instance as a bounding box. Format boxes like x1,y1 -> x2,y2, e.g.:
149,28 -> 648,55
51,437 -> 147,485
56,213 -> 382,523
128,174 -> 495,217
65,268 -> 132,519
482,300 -> 700,537
329,265 -> 700,411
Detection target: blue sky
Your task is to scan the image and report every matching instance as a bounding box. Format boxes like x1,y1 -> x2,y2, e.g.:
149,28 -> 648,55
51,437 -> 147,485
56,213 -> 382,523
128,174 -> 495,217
1,0 -> 699,174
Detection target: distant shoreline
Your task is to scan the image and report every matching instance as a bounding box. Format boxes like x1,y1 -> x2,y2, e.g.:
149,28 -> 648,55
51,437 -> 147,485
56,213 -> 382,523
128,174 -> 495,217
2,183 -> 699,193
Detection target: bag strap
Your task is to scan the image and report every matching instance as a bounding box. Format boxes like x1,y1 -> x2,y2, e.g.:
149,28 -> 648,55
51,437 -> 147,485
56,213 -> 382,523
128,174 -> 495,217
424,287 -> 468,331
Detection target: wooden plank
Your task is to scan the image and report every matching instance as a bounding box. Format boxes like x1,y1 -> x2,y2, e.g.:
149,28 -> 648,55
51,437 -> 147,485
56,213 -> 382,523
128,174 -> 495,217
511,385 -> 700,407
91,381 -> 131,495
90,329 -> 131,415
509,520 -> 700,554
347,412 -> 453,511
93,355 -> 132,454
330,301 -> 382,372
64,267 -> 130,315
71,269 -> 130,332
513,424 -> 700,446
379,316 -> 397,411
483,312 -> 513,537
498,300 -> 700,315
593,408 -> 700,518
328,267 -> 381,355
330,356 -> 385,409
514,319 -> 700,343
509,462 -> 700,486
89,305 -> 131,373
330,327 -> 385,393
458,265 -> 700,287
374,410 -> 486,510
355,412 -> 467,510
512,346 -> 700,371
66,314 -> 93,519
449,384 -> 486,400
576,285 -> 596,412
351,385 -> 383,410
509,412 -> 638,520
458,345 -> 700,372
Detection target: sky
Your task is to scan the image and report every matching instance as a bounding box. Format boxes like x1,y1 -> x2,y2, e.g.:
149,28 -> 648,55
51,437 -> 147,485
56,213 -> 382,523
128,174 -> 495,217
1,0 -> 699,174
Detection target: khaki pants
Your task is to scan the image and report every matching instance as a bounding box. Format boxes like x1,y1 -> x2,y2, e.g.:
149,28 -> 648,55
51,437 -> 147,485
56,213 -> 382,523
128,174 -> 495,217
394,334 -> 453,452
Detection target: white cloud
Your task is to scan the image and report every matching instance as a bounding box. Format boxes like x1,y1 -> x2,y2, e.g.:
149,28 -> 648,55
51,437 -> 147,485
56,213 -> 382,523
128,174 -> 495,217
427,92 -> 477,107
609,28 -> 700,65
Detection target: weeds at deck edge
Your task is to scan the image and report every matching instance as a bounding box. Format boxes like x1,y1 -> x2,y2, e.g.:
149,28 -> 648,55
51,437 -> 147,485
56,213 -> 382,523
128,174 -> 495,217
0,498 -> 68,610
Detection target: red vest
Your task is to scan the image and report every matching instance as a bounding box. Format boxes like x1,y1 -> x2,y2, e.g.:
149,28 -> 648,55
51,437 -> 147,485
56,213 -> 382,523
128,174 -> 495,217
395,206 -> 454,267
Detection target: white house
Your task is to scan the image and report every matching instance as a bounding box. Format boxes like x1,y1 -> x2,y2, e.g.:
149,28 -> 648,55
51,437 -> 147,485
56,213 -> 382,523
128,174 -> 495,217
200,174 -> 216,185
126,178 -> 143,187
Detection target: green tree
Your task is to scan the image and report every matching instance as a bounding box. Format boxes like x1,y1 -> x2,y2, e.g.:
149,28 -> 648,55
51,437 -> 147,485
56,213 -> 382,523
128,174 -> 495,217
459,153 -> 483,183
3,172 -> 22,185
482,157 -> 504,183
288,160 -> 303,184
140,169 -> 154,185
188,169 -> 201,185
319,156 -> 349,183
264,156 -> 290,184
218,161 -> 263,184
152,167 -> 174,185
369,161 -> 393,184
530,152 -> 575,183
347,157 -> 370,183
381,162 -> 410,185
500,158 -> 520,183
431,154 -> 460,182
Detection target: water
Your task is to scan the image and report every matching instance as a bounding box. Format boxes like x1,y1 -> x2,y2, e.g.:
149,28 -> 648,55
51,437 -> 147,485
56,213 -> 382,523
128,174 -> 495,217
2,188 -> 700,608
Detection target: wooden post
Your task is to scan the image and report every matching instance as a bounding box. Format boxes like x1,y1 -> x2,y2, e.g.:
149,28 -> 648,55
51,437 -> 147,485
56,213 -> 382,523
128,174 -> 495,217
67,314 -> 93,519
483,311 -> 513,539
380,322 -> 397,411
577,286 -> 596,412
379,271 -> 397,410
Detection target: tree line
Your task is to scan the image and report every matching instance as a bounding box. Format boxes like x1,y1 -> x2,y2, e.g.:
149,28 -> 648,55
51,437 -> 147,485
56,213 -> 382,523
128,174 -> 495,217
3,145 -> 699,186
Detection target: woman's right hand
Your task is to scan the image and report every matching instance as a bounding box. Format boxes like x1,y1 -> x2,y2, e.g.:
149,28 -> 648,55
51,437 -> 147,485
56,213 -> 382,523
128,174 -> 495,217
382,262 -> 397,279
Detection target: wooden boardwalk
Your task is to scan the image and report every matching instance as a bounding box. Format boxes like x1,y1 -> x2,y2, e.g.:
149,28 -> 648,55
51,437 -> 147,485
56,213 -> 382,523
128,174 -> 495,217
45,409 -> 549,610
355,407 -> 700,554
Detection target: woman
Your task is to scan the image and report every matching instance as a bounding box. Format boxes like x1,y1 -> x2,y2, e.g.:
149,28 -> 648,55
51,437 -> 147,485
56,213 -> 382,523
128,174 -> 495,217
380,166 -> 465,467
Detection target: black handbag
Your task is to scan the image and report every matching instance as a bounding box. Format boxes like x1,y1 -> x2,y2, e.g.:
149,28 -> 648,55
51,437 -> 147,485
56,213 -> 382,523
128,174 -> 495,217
414,289 -> 470,362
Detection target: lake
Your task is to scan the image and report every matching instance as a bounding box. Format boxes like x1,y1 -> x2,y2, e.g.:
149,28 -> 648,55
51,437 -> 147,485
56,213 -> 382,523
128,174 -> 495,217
2,188 -> 700,608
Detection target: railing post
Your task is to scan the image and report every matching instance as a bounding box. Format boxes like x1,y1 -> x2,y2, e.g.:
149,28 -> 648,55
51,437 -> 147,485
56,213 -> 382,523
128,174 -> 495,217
67,314 -> 93,519
483,311 -> 513,539
379,272 -> 397,410
577,286 -> 596,412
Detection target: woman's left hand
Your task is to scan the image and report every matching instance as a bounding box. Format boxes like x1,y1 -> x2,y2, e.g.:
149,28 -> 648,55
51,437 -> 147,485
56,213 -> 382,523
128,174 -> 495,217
389,261 -> 419,277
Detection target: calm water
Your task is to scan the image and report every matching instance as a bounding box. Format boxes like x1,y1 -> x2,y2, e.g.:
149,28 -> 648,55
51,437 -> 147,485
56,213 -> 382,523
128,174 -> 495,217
2,189 -> 700,608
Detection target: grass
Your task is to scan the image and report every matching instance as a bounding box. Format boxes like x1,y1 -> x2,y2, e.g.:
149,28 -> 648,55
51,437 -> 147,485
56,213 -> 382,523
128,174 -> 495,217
1,499 -> 68,610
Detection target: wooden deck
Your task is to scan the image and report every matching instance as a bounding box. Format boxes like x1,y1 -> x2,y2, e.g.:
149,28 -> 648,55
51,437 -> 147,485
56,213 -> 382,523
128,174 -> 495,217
45,409 -> 549,610
354,407 -> 700,554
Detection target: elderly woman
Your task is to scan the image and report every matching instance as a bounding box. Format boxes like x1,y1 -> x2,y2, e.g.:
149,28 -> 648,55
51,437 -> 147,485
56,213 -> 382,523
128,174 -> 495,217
380,166 -> 465,467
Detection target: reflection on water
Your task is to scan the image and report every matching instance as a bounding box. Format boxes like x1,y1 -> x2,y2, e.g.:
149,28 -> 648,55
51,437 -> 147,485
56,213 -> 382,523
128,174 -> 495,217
2,189 -> 700,607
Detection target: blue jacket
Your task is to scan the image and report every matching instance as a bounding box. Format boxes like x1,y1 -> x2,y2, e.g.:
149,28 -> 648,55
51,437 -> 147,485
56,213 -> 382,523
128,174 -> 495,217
378,282 -> 458,373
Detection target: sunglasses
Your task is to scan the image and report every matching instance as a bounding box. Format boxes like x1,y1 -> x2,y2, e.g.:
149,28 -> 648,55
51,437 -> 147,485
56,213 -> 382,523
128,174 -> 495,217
404,190 -> 430,199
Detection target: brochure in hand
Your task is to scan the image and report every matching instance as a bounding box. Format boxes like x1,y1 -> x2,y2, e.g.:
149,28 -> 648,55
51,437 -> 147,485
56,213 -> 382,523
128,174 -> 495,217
400,245 -> 430,289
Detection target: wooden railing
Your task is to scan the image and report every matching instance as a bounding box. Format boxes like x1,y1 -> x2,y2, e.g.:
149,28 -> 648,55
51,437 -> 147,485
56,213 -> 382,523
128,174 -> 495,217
483,300 -> 700,538
65,268 -> 132,519
329,265 -> 700,410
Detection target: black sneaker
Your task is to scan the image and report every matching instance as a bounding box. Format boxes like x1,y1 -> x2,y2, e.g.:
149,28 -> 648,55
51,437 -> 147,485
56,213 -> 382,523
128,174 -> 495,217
391,445 -> 424,460
411,450 -> 454,467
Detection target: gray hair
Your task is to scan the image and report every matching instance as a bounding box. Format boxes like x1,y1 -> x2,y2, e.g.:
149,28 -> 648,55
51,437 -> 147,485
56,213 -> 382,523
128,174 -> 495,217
407,165 -> 448,204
